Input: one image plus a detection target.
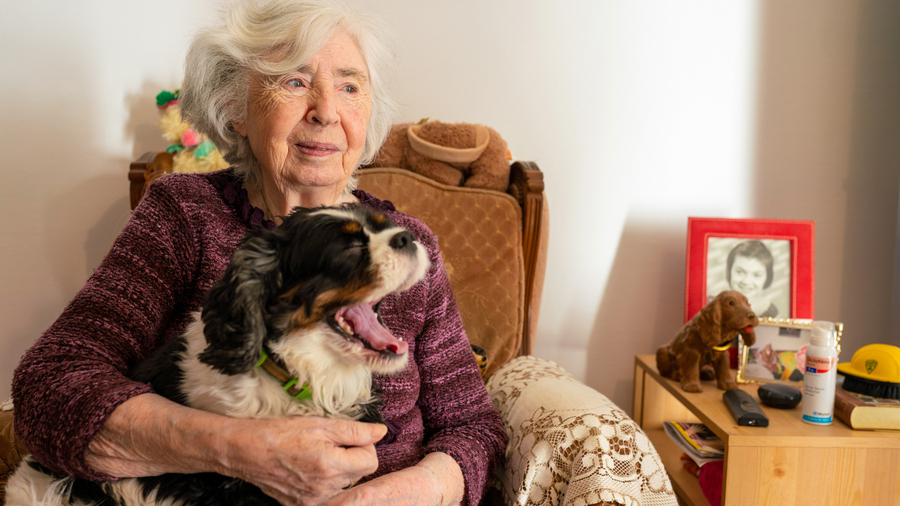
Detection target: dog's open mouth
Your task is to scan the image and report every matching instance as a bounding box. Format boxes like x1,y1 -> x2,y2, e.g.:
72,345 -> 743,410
328,302 -> 409,356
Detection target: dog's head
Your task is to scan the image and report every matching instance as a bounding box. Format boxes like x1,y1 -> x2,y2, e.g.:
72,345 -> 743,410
697,290 -> 759,349
198,203 -> 430,377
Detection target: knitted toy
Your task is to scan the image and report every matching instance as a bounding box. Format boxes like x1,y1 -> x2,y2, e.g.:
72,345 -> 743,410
371,119 -> 511,192
156,89 -> 229,174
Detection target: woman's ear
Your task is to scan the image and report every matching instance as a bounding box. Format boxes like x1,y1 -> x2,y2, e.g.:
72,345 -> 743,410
198,232 -> 278,374
232,119 -> 247,137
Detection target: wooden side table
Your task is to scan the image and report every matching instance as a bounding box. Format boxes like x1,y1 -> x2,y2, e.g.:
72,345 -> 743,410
632,354 -> 900,505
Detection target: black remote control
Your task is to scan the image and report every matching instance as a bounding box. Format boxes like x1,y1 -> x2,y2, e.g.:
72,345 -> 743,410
723,389 -> 769,427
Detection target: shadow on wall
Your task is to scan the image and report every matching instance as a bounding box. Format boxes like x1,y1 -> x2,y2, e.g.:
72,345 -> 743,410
840,0 -> 900,349
41,82 -> 171,291
4,76 -> 108,298
126,81 -> 172,160
751,0 -> 900,353
1,59 -> 146,399
36,85 -> 153,288
585,218 -> 686,415
5,82 -> 174,399
584,0 -> 900,415
42,171 -> 132,286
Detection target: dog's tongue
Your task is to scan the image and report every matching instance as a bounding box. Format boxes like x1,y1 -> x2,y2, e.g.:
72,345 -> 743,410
340,304 -> 408,355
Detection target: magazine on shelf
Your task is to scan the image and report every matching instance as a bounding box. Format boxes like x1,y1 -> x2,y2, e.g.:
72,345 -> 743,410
663,421 -> 724,467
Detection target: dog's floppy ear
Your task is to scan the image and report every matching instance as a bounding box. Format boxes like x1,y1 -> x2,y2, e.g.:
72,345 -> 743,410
696,297 -> 723,348
199,231 -> 280,375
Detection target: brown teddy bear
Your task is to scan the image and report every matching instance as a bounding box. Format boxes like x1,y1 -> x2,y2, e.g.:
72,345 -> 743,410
371,120 -> 511,192
656,291 -> 758,392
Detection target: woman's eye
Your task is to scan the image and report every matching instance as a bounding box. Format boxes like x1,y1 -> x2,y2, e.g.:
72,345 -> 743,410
341,84 -> 358,93
287,79 -> 305,88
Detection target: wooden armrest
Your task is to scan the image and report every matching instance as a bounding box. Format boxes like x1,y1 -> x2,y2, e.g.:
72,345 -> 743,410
129,151 -> 174,210
0,409 -> 28,504
508,161 -> 545,357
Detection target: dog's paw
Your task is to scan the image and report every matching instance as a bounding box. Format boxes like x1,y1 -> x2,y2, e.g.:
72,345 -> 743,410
680,380 -> 702,393
718,379 -> 738,391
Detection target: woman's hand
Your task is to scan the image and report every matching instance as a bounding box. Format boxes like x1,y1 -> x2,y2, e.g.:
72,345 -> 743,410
86,393 -> 386,506
324,452 -> 464,506
218,414 -> 384,505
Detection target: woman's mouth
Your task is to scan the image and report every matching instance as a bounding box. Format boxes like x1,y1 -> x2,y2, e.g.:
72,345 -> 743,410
735,282 -> 757,293
295,141 -> 340,157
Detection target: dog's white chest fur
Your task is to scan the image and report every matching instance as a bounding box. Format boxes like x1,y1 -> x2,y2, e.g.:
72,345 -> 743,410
179,316 -> 381,420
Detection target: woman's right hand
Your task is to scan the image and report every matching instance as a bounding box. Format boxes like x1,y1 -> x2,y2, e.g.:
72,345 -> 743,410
219,414 -> 385,505
86,394 -> 385,506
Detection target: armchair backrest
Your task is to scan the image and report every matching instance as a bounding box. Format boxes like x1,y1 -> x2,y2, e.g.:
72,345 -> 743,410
129,155 -> 547,378
357,164 -> 546,376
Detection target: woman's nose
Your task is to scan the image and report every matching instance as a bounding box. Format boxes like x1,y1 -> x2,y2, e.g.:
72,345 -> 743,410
306,87 -> 340,126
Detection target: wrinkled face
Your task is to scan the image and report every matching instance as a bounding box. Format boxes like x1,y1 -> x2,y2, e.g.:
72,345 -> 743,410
729,255 -> 767,297
234,31 -> 372,199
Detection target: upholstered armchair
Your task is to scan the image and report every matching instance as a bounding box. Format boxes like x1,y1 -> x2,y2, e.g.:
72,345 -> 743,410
0,148 -> 676,506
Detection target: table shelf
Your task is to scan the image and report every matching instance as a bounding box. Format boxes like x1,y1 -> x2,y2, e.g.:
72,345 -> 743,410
633,354 -> 900,505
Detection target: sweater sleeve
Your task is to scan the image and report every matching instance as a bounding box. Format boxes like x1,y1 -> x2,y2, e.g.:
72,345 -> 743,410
415,243 -> 508,506
12,180 -> 200,480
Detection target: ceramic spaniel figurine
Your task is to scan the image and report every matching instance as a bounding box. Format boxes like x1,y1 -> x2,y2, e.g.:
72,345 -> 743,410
657,291 -> 758,392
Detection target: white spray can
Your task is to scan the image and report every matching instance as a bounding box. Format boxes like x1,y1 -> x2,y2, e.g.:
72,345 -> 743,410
802,321 -> 838,425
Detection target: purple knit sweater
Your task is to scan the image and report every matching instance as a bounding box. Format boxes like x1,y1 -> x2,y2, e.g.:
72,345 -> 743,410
12,169 -> 507,506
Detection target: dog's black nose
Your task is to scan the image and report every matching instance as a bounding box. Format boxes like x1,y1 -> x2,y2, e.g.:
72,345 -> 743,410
389,230 -> 416,253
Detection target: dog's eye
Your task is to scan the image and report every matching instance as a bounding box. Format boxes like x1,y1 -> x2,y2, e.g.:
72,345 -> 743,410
729,301 -> 735,306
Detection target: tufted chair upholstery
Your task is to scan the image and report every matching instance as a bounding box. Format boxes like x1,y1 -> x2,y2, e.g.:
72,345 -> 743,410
0,148 -> 676,506
356,166 -> 537,377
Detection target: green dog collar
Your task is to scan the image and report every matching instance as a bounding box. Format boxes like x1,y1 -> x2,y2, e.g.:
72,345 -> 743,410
255,349 -> 312,400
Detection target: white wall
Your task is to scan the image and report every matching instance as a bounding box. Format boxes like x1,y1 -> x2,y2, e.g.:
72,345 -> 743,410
0,0 -> 214,400
2,0 -> 899,414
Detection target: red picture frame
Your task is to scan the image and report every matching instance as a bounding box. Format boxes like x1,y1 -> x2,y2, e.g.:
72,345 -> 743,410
685,218 -> 815,322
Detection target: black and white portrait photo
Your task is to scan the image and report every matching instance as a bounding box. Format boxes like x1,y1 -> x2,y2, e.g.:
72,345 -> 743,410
706,238 -> 792,318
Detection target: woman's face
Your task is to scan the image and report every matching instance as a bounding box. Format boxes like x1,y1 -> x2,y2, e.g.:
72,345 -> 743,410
729,255 -> 767,297
234,31 -> 372,199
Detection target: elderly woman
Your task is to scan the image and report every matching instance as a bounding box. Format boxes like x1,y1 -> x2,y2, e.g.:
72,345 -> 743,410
11,1 -> 506,505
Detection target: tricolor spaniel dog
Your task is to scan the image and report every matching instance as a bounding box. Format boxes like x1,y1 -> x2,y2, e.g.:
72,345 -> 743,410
8,203 -> 430,506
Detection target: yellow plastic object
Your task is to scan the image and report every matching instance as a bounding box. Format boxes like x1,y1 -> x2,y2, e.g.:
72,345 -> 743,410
837,344 -> 900,383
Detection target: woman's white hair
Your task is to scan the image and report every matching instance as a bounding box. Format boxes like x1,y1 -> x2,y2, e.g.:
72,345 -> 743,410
180,0 -> 398,191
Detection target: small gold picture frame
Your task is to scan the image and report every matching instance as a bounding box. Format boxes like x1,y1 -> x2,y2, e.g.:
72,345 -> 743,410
736,317 -> 842,385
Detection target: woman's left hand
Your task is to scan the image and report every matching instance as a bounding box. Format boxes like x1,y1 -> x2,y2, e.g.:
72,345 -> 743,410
323,452 -> 464,506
